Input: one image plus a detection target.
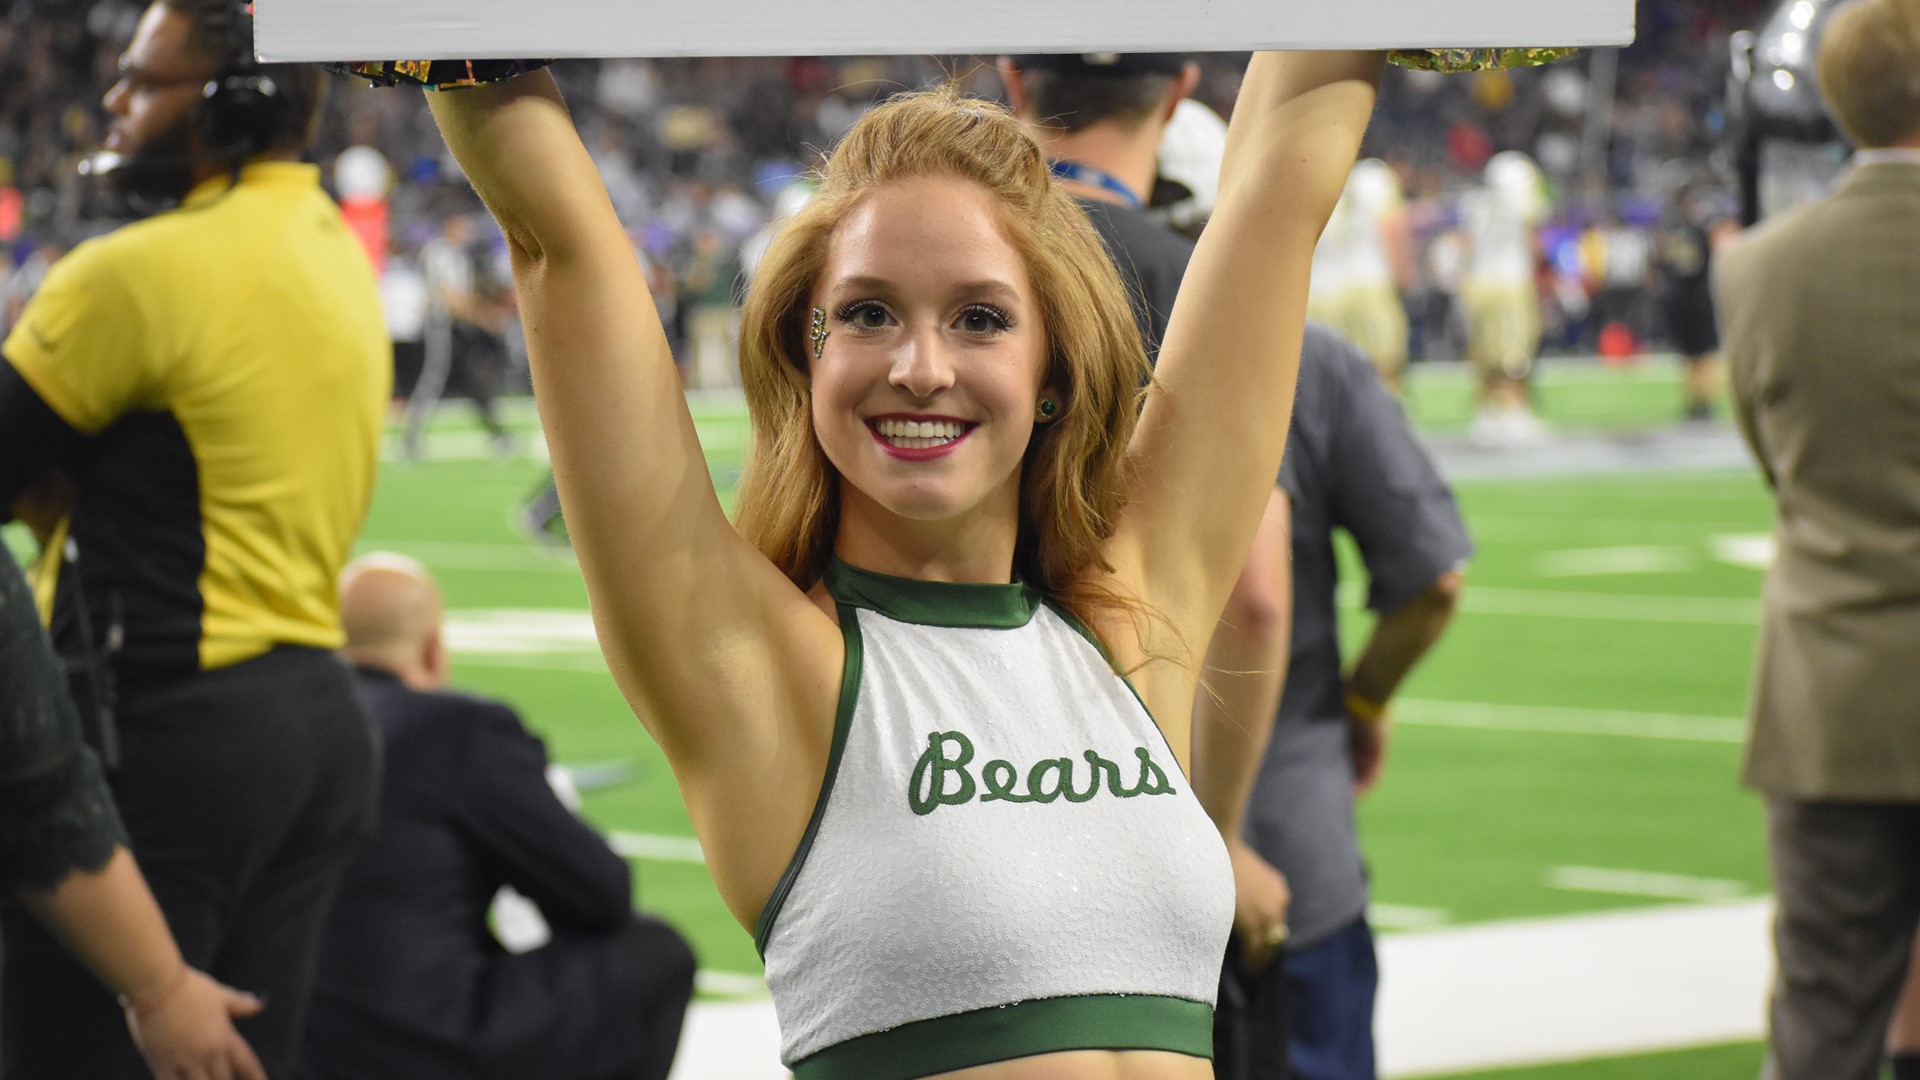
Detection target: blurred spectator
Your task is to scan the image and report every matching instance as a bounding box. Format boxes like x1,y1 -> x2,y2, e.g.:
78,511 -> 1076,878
404,213 -> 515,460
300,554 -> 696,1080
677,225 -> 740,388
1654,181 -> 1728,420
1460,151 -> 1548,446
1581,210 -> 1654,353
1308,160 -> 1415,394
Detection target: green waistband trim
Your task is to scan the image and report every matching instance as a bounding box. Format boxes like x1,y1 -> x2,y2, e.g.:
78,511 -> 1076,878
790,994 -> 1213,1080
824,559 -> 1040,629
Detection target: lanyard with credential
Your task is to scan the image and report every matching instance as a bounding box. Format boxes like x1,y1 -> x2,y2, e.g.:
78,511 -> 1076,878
1048,160 -> 1143,209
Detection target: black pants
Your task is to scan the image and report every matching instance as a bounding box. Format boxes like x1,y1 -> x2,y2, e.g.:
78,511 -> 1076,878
1763,798 -> 1920,1080
297,913 -> 696,1080
1,647 -> 379,1079
1215,934 -> 1292,1080
482,914 -> 695,1080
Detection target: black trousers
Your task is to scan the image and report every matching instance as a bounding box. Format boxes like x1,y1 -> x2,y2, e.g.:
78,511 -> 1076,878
297,914 -> 697,1080
1763,798 -> 1920,1080
479,915 -> 696,1080
1,647 -> 379,1079
1215,934 -> 1292,1080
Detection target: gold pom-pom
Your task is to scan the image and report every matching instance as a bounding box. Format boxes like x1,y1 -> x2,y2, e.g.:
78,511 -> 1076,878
1388,47 -> 1580,73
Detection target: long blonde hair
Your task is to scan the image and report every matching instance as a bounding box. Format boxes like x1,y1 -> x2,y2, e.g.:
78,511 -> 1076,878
733,85 -> 1158,643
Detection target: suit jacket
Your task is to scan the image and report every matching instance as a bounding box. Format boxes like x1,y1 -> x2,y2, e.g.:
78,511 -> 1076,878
301,667 -> 634,1077
1715,159 -> 1920,801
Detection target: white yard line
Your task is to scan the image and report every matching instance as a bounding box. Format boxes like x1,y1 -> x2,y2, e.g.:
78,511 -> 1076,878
1548,866 -> 1756,903
666,899 -> 1775,1079
1533,545 -> 1695,577
1457,586 -> 1758,626
695,971 -> 770,998
609,831 -> 709,865
1369,904 -> 1452,931
1377,900 -> 1772,1077
355,539 -> 580,573
449,645 -> 606,672
1334,582 -> 1759,625
1394,699 -> 1747,745
1712,533 -> 1775,570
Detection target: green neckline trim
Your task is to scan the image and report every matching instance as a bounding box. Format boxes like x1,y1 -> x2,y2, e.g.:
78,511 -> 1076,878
753,601 -> 863,957
791,994 -> 1212,1080
824,559 -> 1040,629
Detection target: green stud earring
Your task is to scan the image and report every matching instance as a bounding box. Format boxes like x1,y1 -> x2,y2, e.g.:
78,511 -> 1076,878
809,307 -> 830,360
1037,397 -> 1058,421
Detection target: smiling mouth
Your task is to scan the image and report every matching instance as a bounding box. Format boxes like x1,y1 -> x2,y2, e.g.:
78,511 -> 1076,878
869,417 -> 975,451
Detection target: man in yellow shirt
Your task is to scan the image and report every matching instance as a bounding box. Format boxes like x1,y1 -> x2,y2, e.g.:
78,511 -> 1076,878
0,0 -> 390,1073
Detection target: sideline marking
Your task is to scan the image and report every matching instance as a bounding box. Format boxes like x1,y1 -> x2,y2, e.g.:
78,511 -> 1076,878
1395,699 -> 1746,744
1458,586 -> 1757,625
610,831 -> 708,864
356,539 -> 580,573
445,608 -> 600,655
1713,533 -> 1775,570
1534,545 -> 1694,577
1548,866 -> 1756,903
1336,583 -> 1758,625
696,971 -> 769,998
667,899 -> 1775,1079
1369,904 -> 1451,931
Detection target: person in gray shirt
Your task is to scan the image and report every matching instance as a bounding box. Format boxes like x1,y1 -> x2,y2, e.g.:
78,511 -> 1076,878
1196,325 -> 1471,1080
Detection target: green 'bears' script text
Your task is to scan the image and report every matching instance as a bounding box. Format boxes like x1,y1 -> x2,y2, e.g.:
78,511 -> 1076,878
908,730 -> 1176,816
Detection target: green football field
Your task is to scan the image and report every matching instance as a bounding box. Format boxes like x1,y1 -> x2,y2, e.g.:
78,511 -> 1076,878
3,357 -> 1782,1077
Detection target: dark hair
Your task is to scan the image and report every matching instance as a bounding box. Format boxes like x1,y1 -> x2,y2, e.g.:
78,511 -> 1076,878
159,0 -> 327,154
1021,70 -> 1175,134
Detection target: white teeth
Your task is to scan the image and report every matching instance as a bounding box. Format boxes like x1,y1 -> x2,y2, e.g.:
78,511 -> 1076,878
875,419 -> 963,440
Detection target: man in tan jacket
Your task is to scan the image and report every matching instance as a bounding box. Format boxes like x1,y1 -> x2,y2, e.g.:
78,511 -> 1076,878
1714,2 -> 1920,1077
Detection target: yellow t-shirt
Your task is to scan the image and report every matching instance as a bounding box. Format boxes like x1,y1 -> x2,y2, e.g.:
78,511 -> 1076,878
4,161 -> 391,682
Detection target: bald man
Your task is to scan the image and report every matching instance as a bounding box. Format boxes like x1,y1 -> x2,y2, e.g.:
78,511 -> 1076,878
297,555 -> 695,1080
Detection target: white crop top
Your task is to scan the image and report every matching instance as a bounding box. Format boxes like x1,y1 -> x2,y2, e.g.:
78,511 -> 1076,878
754,561 -> 1235,1079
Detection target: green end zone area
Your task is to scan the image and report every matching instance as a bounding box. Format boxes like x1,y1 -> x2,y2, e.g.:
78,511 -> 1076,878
2,359 -> 1777,1074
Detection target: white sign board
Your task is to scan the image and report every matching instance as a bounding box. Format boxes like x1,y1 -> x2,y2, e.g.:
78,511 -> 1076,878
255,0 -> 1634,63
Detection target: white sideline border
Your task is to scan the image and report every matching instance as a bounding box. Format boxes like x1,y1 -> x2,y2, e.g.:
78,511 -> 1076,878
260,0 -> 1631,63
665,899 -> 1773,1079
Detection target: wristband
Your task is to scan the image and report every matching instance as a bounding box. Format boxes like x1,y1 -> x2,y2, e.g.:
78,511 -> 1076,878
1345,687 -> 1388,725
118,964 -> 189,1017
330,59 -> 556,90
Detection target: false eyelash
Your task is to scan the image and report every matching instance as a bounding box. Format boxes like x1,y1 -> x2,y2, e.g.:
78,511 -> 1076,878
834,299 -> 884,323
960,303 -> 1015,330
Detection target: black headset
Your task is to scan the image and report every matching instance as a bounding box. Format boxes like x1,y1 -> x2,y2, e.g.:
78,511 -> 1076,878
197,0 -> 290,162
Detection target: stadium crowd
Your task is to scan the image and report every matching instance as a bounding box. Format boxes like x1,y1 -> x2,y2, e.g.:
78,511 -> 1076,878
6,0 -> 1767,376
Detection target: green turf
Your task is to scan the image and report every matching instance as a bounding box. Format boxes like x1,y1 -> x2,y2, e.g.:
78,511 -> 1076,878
3,359 -> 1788,1074
1399,355 -> 1725,433
1426,1040 -> 1766,1080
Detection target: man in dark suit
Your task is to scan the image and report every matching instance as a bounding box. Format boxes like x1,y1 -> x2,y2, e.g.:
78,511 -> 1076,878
1713,2 -> 1920,1077
296,554 -> 695,1080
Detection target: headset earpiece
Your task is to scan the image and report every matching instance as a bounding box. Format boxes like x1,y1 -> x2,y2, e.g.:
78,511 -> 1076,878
196,0 -> 288,162
199,71 -> 285,161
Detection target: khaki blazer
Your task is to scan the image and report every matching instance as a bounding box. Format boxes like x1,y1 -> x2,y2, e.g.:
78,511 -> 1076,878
1715,160 -> 1920,801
